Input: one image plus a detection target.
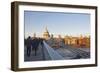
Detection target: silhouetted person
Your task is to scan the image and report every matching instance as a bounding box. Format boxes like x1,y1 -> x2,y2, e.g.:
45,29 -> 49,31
40,39 -> 43,47
40,39 -> 45,60
32,38 -> 40,56
26,36 -> 32,57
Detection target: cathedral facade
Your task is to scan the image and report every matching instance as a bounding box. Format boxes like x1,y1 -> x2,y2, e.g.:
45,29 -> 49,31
43,27 -> 50,40
42,26 -> 90,48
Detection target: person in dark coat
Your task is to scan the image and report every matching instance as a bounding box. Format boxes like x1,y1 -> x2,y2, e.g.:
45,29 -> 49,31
26,36 -> 32,57
40,39 -> 45,60
32,38 -> 40,56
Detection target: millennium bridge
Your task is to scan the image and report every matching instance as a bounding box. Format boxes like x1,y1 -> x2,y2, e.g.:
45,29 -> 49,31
24,41 -> 90,61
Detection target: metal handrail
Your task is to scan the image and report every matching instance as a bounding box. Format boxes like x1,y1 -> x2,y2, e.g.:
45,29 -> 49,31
43,41 -> 64,60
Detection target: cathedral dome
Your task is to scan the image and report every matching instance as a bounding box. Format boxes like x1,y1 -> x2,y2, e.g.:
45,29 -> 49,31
43,26 -> 50,39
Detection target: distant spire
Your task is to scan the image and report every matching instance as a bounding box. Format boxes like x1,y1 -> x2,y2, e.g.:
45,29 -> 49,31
46,26 -> 47,31
33,33 -> 36,38
45,25 -> 48,32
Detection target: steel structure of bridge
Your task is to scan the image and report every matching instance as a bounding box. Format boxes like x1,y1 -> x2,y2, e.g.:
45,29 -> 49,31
24,41 -> 90,61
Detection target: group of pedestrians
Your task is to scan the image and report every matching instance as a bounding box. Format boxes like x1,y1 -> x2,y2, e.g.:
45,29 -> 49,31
25,36 -> 44,57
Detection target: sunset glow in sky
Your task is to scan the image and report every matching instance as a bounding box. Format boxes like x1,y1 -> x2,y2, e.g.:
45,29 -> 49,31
24,11 -> 90,38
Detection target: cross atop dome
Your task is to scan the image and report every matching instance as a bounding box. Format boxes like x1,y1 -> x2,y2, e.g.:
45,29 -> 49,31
43,26 -> 50,40
45,26 -> 49,33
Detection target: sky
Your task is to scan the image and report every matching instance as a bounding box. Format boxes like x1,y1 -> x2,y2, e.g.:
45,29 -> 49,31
24,11 -> 90,38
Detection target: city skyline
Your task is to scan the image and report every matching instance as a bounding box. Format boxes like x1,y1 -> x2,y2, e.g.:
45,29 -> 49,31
24,11 -> 90,38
